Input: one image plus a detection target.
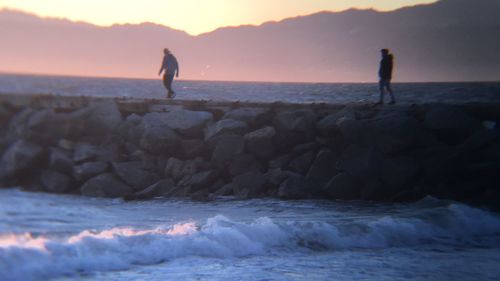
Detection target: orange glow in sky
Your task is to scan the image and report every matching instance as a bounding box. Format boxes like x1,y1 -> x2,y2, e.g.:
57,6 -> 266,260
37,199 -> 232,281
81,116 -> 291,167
0,0 -> 438,35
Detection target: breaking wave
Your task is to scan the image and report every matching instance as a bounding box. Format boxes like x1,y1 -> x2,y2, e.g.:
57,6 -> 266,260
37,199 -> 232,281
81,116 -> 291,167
1,203 -> 499,281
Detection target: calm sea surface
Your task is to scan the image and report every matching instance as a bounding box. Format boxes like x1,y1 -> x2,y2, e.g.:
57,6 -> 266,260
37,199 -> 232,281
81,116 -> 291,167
1,73 -> 500,104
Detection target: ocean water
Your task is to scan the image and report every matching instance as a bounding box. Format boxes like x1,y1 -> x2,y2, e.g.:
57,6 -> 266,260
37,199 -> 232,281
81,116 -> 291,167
1,74 -> 500,280
1,189 -> 500,281
1,73 -> 500,104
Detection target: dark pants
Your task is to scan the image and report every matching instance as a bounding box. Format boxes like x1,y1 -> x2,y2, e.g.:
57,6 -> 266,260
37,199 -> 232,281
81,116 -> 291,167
379,79 -> 395,102
162,73 -> 175,95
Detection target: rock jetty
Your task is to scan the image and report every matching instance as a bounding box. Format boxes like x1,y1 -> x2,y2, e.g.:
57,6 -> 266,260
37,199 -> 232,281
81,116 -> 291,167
0,94 -> 499,210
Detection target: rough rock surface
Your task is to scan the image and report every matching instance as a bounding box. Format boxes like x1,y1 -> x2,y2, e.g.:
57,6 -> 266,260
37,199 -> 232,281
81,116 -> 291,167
80,173 -> 133,198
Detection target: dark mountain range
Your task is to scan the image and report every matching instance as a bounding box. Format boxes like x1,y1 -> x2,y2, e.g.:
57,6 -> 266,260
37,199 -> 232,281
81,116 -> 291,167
1,0 -> 499,82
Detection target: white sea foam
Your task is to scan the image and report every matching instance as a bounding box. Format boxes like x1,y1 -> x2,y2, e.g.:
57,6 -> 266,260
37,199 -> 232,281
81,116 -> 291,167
0,203 -> 499,281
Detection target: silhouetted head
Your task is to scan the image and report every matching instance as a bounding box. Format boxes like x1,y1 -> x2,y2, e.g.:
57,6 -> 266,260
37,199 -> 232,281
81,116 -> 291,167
381,49 -> 390,57
163,48 -> 171,55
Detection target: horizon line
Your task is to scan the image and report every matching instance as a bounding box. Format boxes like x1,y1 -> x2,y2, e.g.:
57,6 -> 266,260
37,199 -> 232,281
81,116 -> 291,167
1,71 -> 497,85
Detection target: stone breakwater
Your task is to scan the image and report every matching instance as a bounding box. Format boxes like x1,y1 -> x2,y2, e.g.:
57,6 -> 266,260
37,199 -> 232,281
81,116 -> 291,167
0,94 -> 499,209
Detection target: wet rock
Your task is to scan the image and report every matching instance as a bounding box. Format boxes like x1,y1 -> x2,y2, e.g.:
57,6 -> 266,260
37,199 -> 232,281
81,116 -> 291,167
323,172 -> 361,200
232,171 -> 267,199
0,140 -> 44,179
73,161 -> 108,182
160,109 -> 213,138
165,157 -> 207,182
288,151 -> 315,175
49,148 -> 73,174
80,173 -> 133,198
211,135 -> 245,169
41,170 -> 72,193
204,119 -> 249,140
126,179 -> 176,200
244,126 -> 276,161
112,161 -> 160,191
178,170 -> 219,192
213,183 -> 235,196
277,173 -> 312,199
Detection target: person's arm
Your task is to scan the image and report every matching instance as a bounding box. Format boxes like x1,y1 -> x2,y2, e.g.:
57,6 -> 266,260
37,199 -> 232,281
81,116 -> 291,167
158,57 -> 165,76
175,58 -> 180,77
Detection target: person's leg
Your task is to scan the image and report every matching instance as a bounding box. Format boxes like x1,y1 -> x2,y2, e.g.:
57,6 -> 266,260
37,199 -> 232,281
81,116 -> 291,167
163,74 -> 174,97
387,81 -> 395,104
378,80 -> 385,104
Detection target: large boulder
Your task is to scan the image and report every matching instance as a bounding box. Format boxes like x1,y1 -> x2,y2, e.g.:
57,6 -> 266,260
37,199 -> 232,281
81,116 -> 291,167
211,135 -> 245,169
366,114 -> 422,153
204,119 -> 249,140
223,107 -> 271,127
338,112 -> 422,154
277,173 -> 313,199
422,107 -> 481,136
0,140 -> 44,179
178,170 -> 219,192
323,172 -> 361,200
112,161 -> 160,191
306,149 -> 339,188
379,157 -> 420,188
68,101 -> 123,137
244,126 -> 276,161
24,109 -> 71,144
139,112 -> 181,154
288,151 -> 315,175
73,161 -> 109,182
117,113 -> 144,143
41,170 -> 72,193
49,147 -> 74,174
228,154 -> 263,177
73,143 -> 121,164
232,171 -> 267,199
125,179 -> 177,200
80,173 -> 133,198
273,109 -> 317,150
160,109 -> 213,138
316,107 -> 356,136
181,139 -> 208,158
336,145 -> 381,179
165,157 -> 208,182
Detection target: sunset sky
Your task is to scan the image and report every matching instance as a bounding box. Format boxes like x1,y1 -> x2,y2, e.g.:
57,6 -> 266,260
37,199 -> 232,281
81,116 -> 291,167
0,0 -> 437,35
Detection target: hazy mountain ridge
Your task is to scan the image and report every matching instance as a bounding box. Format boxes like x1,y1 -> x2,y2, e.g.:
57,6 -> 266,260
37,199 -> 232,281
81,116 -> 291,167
1,0 -> 499,82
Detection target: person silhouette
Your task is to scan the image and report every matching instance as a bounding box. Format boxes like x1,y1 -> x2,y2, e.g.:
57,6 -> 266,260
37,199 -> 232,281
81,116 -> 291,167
158,48 -> 179,98
377,49 -> 395,105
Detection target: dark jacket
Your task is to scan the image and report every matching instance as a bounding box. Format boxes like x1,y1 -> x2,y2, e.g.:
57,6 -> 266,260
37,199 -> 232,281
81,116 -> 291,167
160,54 -> 179,75
379,54 -> 393,80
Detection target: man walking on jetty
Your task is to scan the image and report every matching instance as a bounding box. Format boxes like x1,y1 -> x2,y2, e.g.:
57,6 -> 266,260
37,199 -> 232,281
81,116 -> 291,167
377,49 -> 395,105
158,48 -> 179,98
